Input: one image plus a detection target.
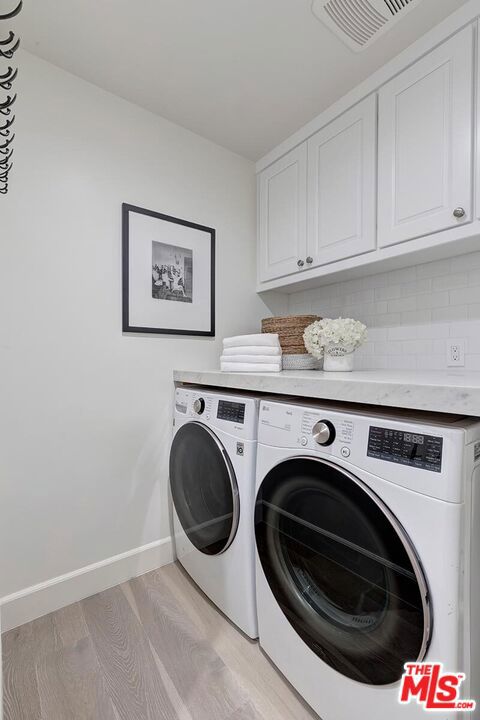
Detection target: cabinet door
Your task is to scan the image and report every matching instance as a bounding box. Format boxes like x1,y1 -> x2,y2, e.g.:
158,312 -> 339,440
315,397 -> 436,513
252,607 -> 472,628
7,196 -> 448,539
258,145 -> 307,283
378,26 -> 473,248
307,95 -> 377,268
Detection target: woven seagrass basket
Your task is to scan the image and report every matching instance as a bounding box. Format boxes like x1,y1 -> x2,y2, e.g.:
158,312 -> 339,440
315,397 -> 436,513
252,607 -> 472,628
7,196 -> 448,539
261,314 -> 321,370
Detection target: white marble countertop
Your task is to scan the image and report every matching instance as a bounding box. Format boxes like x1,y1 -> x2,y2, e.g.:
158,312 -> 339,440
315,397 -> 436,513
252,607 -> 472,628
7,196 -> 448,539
173,368 -> 480,416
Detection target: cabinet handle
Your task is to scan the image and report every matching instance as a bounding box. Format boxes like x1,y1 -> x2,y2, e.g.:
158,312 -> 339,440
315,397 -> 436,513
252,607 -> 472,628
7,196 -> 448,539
297,259 -> 305,268
453,207 -> 466,218
306,256 -> 313,264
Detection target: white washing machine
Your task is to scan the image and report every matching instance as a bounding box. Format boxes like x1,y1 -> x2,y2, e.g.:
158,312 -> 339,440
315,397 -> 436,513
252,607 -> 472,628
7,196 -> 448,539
254,398 -> 480,719
170,386 -> 259,639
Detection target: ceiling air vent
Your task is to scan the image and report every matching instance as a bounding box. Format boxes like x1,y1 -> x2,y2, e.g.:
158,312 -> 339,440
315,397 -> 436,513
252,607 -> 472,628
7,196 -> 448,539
311,0 -> 422,52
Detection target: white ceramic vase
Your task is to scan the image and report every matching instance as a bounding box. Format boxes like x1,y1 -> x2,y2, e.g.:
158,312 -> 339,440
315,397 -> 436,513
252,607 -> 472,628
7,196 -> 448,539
323,350 -> 355,372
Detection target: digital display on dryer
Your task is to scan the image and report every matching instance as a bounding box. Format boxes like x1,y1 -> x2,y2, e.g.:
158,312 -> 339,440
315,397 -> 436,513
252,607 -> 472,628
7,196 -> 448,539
367,426 -> 443,473
217,400 -> 245,424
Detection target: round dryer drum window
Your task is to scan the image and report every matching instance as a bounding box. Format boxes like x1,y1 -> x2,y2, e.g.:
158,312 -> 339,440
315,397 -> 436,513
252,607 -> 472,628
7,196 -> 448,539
170,422 -> 239,556
255,457 -> 431,685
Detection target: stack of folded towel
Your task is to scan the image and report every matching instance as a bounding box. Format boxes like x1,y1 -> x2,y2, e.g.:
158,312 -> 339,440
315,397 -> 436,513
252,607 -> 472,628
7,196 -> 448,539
221,333 -> 282,372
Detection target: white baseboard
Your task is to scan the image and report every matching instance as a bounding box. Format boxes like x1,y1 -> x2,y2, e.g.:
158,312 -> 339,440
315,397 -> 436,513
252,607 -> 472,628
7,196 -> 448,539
0,537 -> 173,633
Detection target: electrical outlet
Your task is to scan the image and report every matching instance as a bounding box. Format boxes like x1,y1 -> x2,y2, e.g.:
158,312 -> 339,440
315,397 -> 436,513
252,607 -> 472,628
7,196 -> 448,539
447,339 -> 465,367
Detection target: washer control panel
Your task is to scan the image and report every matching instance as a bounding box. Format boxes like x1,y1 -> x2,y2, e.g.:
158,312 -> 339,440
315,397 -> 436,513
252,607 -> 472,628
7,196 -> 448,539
217,400 -> 245,424
367,426 -> 443,473
174,389 -> 258,440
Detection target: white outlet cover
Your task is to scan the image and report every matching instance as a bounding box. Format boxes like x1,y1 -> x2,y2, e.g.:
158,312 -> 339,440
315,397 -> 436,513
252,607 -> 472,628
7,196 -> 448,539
447,339 -> 465,367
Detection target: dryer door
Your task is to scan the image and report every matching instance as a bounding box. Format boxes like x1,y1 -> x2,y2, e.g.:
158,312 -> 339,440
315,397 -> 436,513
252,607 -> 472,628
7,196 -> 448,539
255,457 -> 431,685
170,422 -> 239,556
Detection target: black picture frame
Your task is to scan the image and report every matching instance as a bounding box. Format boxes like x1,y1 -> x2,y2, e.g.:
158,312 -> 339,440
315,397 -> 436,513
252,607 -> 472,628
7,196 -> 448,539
122,203 -> 215,336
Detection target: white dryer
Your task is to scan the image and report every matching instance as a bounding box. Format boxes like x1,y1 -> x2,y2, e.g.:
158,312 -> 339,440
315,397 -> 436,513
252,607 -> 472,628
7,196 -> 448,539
254,398 -> 480,719
170,387 -> 258,639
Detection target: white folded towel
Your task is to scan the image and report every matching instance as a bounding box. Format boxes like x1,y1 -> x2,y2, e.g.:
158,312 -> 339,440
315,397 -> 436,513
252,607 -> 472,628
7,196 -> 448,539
220,355 -> 281,364
221,361 -> 281,373
223,333 -> 280,349
222,346 -> 281,357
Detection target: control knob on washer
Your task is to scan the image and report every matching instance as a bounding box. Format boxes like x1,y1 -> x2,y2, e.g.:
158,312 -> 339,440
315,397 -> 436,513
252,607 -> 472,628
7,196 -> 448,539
312,420 -> 336,446
193,398 -> 205,415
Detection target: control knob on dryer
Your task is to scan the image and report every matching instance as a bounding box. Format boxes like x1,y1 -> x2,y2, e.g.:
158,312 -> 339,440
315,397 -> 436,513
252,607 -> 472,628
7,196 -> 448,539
312,420 -> 336,446
193,398 -> 206,415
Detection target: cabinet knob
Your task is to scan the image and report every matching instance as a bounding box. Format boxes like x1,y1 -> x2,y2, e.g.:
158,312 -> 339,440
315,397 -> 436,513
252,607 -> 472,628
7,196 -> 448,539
453,207 -> 466,218
297,259 -> 305,268
306,256 -> 313,264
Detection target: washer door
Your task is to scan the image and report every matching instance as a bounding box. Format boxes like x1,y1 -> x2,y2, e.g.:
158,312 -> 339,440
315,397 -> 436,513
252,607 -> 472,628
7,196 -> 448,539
255,457 -> 431,685
170,422 -> 239,556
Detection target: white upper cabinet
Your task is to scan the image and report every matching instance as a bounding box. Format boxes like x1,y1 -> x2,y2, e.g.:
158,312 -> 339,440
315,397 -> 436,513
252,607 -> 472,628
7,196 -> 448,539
307,95 -> 377,267
378,26 -> 473,248
256,14 -> 480,292
258,145 -> 307,282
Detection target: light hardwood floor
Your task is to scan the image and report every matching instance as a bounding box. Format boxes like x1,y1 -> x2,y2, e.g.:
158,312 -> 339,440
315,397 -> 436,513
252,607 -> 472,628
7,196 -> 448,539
3,562 -> 319,719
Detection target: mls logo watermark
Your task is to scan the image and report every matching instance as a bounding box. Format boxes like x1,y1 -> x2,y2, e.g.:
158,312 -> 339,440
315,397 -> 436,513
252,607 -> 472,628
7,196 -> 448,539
399,663 -> 476,712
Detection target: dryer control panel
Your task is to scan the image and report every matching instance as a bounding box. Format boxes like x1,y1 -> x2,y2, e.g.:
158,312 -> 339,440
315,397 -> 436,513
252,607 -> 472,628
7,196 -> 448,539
367,426 -> 443,473
257,399 -> 469,503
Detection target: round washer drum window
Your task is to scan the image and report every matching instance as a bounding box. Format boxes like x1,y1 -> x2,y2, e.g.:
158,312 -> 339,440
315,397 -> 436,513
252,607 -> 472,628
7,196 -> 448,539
255,457 -> 431,685
170,422 -> 239,556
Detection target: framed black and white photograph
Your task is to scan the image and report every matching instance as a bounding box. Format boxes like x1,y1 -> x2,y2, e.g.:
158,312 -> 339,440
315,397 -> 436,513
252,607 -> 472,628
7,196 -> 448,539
122,204 -> 215,335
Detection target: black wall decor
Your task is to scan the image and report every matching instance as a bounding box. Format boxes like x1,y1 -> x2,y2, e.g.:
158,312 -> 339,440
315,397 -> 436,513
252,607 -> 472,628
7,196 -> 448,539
0,0 -> 22,195
122,204 -> 215,336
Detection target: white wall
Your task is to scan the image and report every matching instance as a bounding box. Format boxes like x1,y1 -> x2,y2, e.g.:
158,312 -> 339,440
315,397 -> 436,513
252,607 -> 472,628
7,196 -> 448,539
288,253 -> 480,370
0,52 -> 269,603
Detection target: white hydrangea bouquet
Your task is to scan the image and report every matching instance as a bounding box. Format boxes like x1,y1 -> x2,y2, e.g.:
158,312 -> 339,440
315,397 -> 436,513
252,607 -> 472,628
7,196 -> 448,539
303,317 -> 367,372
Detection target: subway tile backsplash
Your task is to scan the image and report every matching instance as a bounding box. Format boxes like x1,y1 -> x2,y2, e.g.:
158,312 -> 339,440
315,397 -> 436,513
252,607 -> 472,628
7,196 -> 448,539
288,250 -> 480,371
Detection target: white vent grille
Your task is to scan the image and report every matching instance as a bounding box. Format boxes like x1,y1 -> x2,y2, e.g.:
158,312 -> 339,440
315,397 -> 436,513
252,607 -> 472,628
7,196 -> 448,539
384,0 -> 414,14
312,0 -> 421,52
